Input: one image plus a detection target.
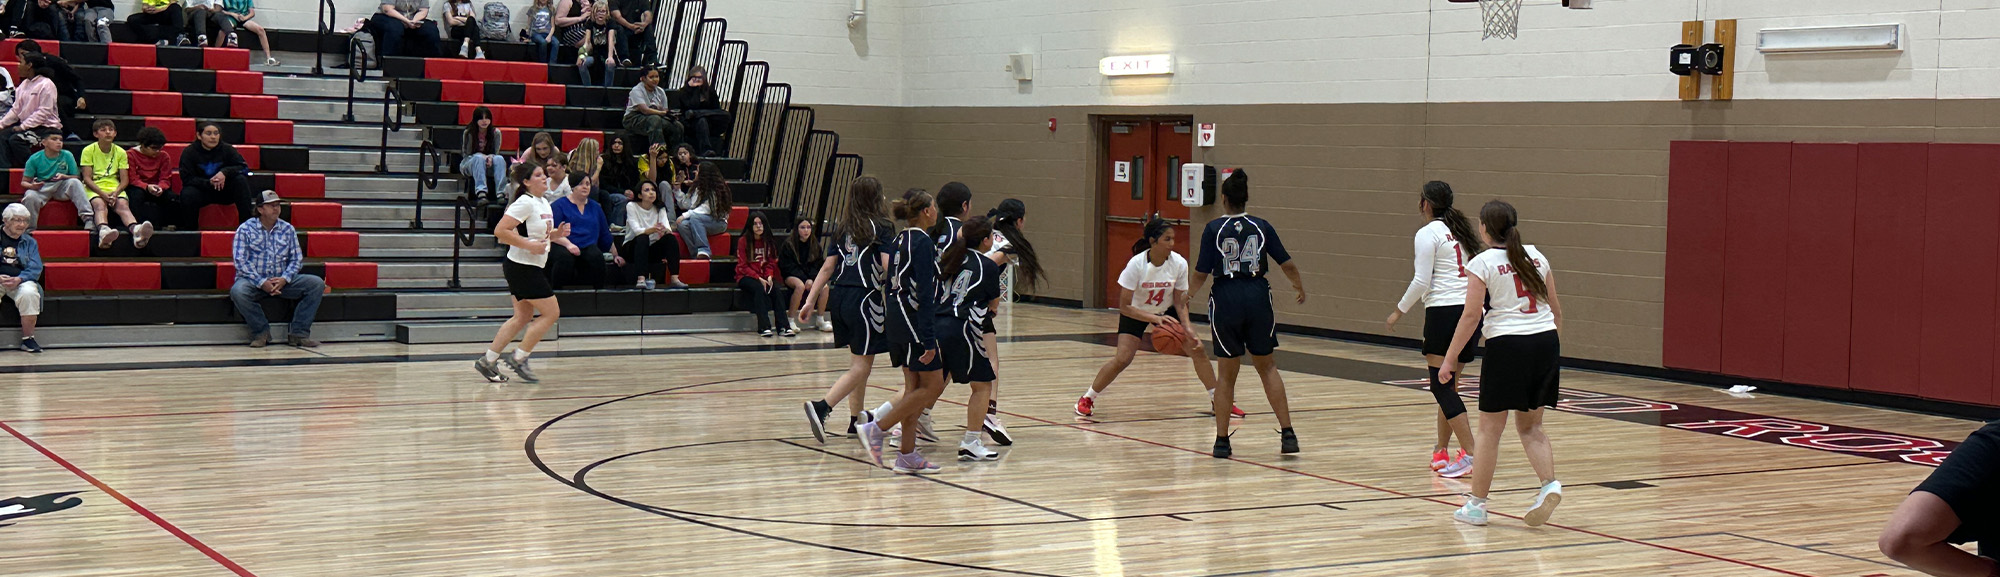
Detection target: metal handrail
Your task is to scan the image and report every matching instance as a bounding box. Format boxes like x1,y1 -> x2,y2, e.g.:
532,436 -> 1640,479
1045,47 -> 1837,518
450,192 -> 478,289
343,34 -> 366,122
314,0 -> 337,75
412,139 -> 442,229
376,79 -> 402,173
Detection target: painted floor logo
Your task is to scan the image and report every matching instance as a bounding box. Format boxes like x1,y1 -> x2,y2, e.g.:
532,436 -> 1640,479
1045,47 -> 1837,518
0,492 -> 83,528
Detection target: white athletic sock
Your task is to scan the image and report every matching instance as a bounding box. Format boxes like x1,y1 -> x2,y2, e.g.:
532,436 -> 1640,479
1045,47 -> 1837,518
483,349 -> 501,362
513,348 -> 532,362
962,431 -> 980,444
874,401 -> 894,416
1207,389 -> 1216,401
1083,389 -> 1099,400
1467,496 -> 1488,507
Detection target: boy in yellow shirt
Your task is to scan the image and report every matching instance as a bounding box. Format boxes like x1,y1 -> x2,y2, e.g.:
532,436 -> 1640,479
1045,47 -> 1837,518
80,119 -> 152,249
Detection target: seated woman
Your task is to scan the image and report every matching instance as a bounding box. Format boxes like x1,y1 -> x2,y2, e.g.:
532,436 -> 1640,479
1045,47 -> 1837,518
620,181 -> 685,289
518,131 -> 561,168
440,0 -> 484,59
779,217 -> 832,331
597,135 -> 645,226
735,211 -> 791,337
674,160 -> 729,259
460,106 -> 507,205
548,175 -> 621,289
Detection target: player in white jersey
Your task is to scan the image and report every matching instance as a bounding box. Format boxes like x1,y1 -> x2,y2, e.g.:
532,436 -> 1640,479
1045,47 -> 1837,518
1440,200 -> 1565,528
1077,217 -> 1235,418
1385,182 -> 1483,478
975,199 -> 1043,446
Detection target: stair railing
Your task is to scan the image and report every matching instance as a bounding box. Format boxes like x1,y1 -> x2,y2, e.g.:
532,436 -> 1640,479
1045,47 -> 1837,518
376,79 -> 403,173
413,139 -> 443,230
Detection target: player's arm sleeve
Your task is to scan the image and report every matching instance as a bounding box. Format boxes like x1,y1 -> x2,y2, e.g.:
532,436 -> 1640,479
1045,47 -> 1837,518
1396,233 -> 1434,314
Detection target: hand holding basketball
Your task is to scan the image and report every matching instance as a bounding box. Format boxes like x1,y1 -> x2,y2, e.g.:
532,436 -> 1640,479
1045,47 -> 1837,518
1151,321 -> 1191,357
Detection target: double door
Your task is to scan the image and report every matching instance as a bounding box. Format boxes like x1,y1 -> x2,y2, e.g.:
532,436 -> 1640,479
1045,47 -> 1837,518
1102,118 -> 1194,308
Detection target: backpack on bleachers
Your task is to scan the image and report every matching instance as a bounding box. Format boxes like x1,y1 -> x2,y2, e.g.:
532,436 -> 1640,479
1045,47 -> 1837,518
481,3 -> 512,41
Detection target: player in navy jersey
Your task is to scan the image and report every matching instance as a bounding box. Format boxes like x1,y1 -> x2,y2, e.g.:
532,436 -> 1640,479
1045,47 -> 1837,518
930,182 -> 970,256
934,215 -> 1005,460
1385,181 -> 1484,478
1189,169 -> 1307,459
799,177 -> 893,444
855,189 -> 949,474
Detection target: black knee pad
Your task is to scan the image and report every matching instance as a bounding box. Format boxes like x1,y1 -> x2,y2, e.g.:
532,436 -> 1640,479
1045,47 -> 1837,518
1429,366 -> 1467,419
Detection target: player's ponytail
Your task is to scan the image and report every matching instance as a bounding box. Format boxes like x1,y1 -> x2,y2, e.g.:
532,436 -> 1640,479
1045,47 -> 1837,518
1133,217 -> 1170,255
939,216 -> 994,284
1481,200 -> 1546,300
988,199 -> 1045,289
1221,169 -> 1250,212
1424,181 -> 1483,255
893,188 -> 933,224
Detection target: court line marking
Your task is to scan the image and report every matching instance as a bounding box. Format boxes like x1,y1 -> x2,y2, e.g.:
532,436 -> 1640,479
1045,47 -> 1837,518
1652,532 -> 1905,569
1204,540 -> 1623,576
0,420 -> 258,577
7,386 -> 830,423
773,439 -> 1088,520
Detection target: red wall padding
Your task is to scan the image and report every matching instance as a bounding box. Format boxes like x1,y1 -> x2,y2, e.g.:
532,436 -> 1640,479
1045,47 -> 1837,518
1780,143 -> 1857,390
1848,144 -> 1929,396
1919,144 -> 2000,405
1663,141 -> 1728,373
1719,142 -> 1791,381
204,48 -> 250,71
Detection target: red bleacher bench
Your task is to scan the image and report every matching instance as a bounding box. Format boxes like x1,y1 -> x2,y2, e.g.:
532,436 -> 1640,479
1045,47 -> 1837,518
147,117 -> 195,142
131,90 -> 182,116
677,259 -> 711,285
243,120 -> 292,145
215,70 -> 262,95
43,262 -> 161,290
204,48 -> 249,71
727,206 -> 748,230
287,202 -> 342,229
32,230 -> 88,258
34,199 -> 80,229
276,174 -> 326,199
231,95 -> 279,120
306,231 -> 360,258
121,67 -> 169,91
107,42 -> 155,67
524,83 -> 566,106
324,262 -> 378,289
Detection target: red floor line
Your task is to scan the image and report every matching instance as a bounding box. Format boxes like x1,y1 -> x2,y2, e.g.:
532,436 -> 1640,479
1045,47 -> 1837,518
11,386 -> 827,423
0,420 -> 258,577
898,386 -> 1820,577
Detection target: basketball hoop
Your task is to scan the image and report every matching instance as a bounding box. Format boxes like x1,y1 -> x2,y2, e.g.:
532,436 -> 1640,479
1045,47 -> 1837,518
1477,0 -> 1522,40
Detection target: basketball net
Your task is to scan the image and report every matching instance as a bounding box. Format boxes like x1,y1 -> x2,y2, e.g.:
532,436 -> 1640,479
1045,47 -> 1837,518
1478,0 -> 1522,40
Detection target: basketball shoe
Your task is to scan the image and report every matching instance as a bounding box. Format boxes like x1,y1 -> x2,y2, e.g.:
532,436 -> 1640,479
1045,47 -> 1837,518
1524,480 -> 1563,526
1074,396 -> 1095,417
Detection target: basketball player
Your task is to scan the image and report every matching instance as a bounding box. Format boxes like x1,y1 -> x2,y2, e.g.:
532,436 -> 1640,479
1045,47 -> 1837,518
1077,217 -> 1238,419
475,162 -> 567,384
1440,200 -> 1564,528
855,189 -> 949,474
1188,169 -> 1306,459
935,216 -> 1005,461
976,199 -> 1044,446
1386,181 -> 1483,478
799,177 -> 893,444
1878,420 -> 2000,577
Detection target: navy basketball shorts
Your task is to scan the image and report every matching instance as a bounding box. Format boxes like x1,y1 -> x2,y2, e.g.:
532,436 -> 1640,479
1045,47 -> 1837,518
1206,284 -> 1278,359
935,317 -> 996,384
830,286 -> 890,356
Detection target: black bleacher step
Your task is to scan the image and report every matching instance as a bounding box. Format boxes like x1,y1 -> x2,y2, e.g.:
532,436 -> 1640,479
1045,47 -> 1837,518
0,292 -> 397,327
547,287 -> 738,318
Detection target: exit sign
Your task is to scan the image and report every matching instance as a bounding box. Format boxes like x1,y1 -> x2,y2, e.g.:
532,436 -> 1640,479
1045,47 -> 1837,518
1099,54 -> 1173,77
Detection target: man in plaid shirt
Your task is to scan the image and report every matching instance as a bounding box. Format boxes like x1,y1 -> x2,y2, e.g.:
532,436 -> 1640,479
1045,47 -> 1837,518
230,190 -> 325,348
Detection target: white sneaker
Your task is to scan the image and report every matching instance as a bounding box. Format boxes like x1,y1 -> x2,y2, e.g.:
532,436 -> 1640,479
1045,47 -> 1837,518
196,33 -> 208,46
1523,480 -> 1562,526
1453,498 -> 1488,526
915,409 -> 938,443
818,318 -> 833,332
982,412 -> 1012,446
459,39 -> 470,58
225,32 -> 238,47
474,47 -> 486,60
1439,453 -> 1474,479
958,438 -> 999,461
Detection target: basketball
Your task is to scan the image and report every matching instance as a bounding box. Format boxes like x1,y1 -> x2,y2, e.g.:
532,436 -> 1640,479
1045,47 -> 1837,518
1151,322 -> 1191,357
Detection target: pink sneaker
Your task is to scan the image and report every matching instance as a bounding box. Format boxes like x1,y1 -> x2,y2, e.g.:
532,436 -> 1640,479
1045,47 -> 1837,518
855,421 -> 888,467
1430,448 -> 1450,472
892,452 -> 941,475
1440,453 -> 1475,478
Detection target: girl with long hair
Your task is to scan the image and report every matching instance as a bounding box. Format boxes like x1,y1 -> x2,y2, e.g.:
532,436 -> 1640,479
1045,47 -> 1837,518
598,134 -> 643,224
735,211 -> 793,337
1075,217 -> 1235,419
1442,200 -> 1564,528
972,198 -> 1043,446
1386,181 -> 1485,478
780,218 -> 832,331
1190,169 -> 1307,459
518,131 -> 560,167
798,177 -> 892,444
854,189 -> 946,474
620,181 -> 685,289
459,106 -> 507,204
675,161 -> 731,259
935,216 -> 1005,461
475,162 -> 568,384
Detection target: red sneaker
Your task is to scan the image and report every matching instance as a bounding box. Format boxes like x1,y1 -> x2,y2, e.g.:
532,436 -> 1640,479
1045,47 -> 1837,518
1230,405 -> 1248,418
1430,448 -> 1450,472
1074,396 -> 1095,417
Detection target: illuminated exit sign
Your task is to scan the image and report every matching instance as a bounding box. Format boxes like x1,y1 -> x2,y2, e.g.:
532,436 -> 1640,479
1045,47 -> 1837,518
1099,54 -> 1173,76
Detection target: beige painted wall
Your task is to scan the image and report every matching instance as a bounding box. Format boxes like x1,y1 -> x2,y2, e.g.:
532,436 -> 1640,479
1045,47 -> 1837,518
810,99 -> 2000,367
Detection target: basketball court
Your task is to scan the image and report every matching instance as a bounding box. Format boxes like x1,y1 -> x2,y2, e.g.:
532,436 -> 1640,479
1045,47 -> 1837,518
0,305 -> 1965,576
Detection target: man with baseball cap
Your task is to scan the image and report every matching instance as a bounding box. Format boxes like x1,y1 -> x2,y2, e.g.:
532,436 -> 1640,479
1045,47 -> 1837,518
0,203 -> 44,353
229,190 -> 325,348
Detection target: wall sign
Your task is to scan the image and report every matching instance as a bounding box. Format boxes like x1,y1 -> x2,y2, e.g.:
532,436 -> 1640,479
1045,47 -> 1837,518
1112,161 -> 1131,183
1198,123 -> 1216,147
1099,54 -> 1173,77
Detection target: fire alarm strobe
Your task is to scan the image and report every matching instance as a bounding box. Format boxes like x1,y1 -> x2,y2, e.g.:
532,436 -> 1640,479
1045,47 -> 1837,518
1670,44 -> 1697,76
1697,43 -> 1726,76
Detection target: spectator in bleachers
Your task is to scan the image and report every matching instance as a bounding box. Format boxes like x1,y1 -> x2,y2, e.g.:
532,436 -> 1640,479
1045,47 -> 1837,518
18,0 -> 60,39
542,154 -> 571,200
14,42 -> 85,140
126,0 -> 189,46
524,0 -> 556,64
80,119 -> 153,249
642,142 -> 673,196
779,217 -> 829,332
0,203 -> 43,353
679,65 -> 730,157
19,132 -> 88,231
674,160 -> 728,259
599,134 -> 644,213
460,106 -> 507,205
620,181 -> 683,289
230,190 -> 325,348
548,175 -> 617,289
668,142 -> 696,196
624,67 -> 680,153
218,0 -> 280,66
571,2 -> 614,88
551,0 -> 588,63
186,0 -> 228,47
180,121 -> 253,224
610,0 -> 650,67
518,130 -> 560,167
372,0 -> 443,58
736,211 -> 789,337
0,55 -> 61,169
440,0 -> 484,59
57,0 -> 114,43
570,138 -> 626,228
125,126 -> 184,230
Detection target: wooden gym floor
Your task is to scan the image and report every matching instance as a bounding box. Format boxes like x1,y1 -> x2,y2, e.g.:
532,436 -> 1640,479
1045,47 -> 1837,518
0,304 -> 1978,576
